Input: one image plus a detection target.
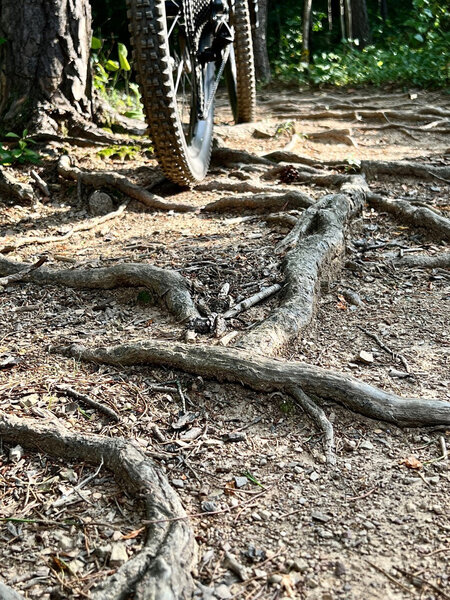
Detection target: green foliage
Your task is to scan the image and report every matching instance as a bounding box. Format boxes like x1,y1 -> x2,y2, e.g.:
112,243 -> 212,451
268,0 -> 449,88
0,130 -> 40,165
91,36 -> 144,120
97,144 -> 151,161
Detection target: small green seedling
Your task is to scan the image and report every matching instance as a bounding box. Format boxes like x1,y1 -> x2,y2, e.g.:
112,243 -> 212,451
0,129 -> 40,165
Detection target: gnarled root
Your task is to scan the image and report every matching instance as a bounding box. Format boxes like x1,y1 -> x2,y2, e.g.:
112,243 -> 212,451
0,415 -> 197,600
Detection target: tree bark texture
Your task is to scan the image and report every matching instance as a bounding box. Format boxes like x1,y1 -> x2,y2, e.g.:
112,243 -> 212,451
252,0 -> 271,81
60,342 -> 450,427
0,0 -> 93,132
350,0 -> 372,48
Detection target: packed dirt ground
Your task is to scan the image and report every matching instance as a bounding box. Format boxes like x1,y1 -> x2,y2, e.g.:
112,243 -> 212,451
0,87 -> 449,600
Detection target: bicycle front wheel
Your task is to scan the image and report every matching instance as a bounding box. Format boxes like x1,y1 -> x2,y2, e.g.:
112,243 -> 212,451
127,0 -> 215,185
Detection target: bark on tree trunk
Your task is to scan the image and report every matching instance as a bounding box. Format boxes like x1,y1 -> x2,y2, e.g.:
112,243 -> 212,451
252,0 -> 271,82
302,0 -> 313,62
0,0 -> 93,133
350,0 -> 372,48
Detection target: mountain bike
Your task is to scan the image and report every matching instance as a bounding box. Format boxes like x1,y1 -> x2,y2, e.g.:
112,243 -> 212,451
126,0 -> 257,185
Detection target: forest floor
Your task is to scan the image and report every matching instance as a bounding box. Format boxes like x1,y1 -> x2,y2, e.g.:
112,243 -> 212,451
0,86 -> 449,600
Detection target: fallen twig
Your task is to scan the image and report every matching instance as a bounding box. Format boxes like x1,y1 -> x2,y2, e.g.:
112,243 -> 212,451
0,256 -> 47,286
55,384 -> 120,422
222,284 -> 282,319
289,386 -> 336,466
0,202 -> 129,254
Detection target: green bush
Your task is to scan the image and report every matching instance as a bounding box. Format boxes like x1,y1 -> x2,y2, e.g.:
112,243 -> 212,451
268,0 -> 449,88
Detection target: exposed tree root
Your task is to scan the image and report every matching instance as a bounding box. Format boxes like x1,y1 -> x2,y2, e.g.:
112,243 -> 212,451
0,166 -> 35,203
269,108 -> 449,124
0,258 -> 199,322
289,386 -> 336,466
236,176 -> 368,355
196,179 -> 308,195
361,160 -> 450,183
57,156 -> 193,213
0,256 -> 47,287
202,190 -> 314,213
58,341 -> 450,427
393,253 -> 450,270
367,193 -> 450,241
0,201 -> 129,254
210,147 -> 275,166
0,581 -> 25,600
0,415 -> 196,600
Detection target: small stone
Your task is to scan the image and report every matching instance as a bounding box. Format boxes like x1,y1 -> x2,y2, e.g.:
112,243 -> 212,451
94,544 -> 112,559
360,440 -> 374,450
69,559 -> 84,574
19,393 -> 39,408
215,584 -> 232,599
109,542 -> 129,567
318,528 -> 333,539
60,468 -> 78,483
306,576 -> 319,588
53,532 -> 74,552
258,510 -> 271,520
88,191 -> 114,216
309,471 -> 320,482
335,560 -> 346,577
201,501 -> 218,513
358,350 -> 374,364
344,440 -> 356,451
312,511 -> 331,523
405,501 -> 416,513
234,476 -> 248,488
185,330 -> 197,343
251,512 -> 262,521
223,432 -> 246,443
254,568 -> 267,578
292,558 -> 308,573
268,574 -> 283,584
180,426 -> 203,441
172,479 -> 185,489
433,504 -> 444,515
9,445 -> 24,462
252,128 -> 273,139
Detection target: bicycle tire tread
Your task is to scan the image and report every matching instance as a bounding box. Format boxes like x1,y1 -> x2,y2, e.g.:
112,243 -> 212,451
127,0 -> 212,185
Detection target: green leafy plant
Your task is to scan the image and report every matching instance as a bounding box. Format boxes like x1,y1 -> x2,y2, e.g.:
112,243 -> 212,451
91,35 -> 144,119
0,130 -> 40,165
97,144 -> 152,162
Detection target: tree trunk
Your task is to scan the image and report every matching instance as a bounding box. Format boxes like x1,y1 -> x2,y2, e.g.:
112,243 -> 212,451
0,0 -> 93,134
350,0 -> 372,48
252,0 -> 271,82
302,0 -> 313,62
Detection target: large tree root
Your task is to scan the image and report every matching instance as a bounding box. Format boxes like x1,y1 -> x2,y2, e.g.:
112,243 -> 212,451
0,258 -> 199,322
210,147 -> 275,166
57,156 -> 193,213
393,253 -> 450,269
235,177 -> 368,355
58,341 -> 450,427
0,202 -> 129,254
0,415 -> 196,600
367,193 -> 450,241
269,108 -> 449,124
202,190 -> 313,213
0,166 -> 35,203
361,160 -> 450,183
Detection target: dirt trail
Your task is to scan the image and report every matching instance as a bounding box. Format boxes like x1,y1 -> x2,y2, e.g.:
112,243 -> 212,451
0,87 -> 449,600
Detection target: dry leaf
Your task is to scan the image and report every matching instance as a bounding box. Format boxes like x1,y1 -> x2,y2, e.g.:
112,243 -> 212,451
401,455 -> 422,470
336,295 -> 347,310
122,527 -> 145,540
